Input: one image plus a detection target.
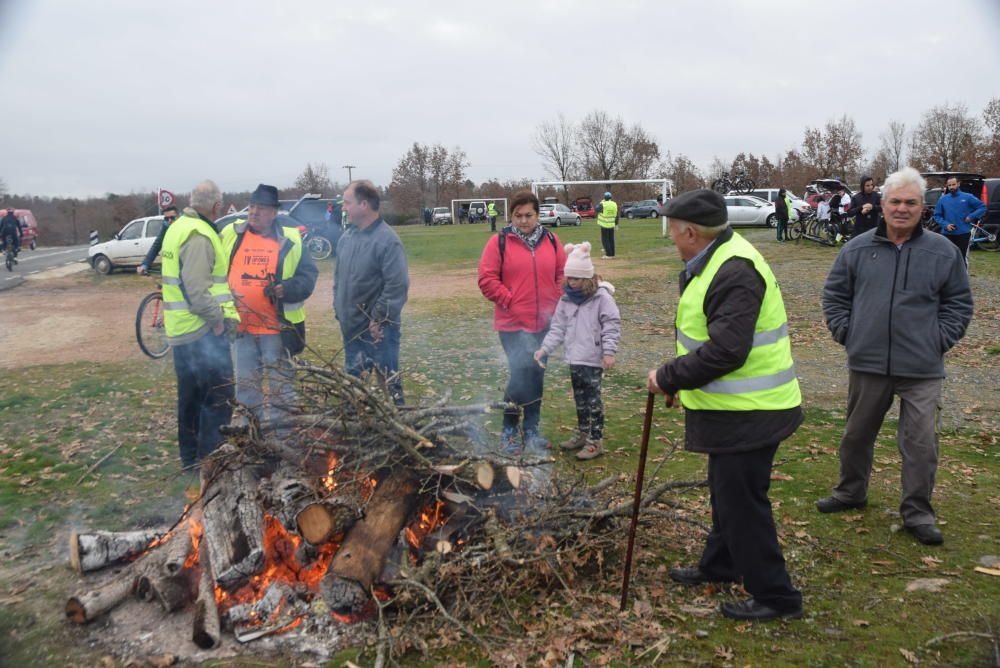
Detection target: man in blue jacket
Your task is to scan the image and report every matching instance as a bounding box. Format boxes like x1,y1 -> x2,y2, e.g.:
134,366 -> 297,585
818,168 -> 972,546
933,175 -> 987,267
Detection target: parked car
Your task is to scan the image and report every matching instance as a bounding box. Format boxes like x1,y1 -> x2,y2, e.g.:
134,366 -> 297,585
920,172 -> 1000,230
2,208 -> 38,250
620,201 -> 638,215
625,200 -> 662,219
723,195 -> 779,227
740,189 -> 811,215
215,193 -> 344,254
805,178 -> 853,198
89,215 -> 168,274
467,200 -> 488,223
572,197 -> 596,218
539,203 -> 581,227
431,207 -> 453,224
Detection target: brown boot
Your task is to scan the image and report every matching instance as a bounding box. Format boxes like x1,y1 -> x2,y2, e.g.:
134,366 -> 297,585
576,439 -> 604,460
560,432 -> 588,451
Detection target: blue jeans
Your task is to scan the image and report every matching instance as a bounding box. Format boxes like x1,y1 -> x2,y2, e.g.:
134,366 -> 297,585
172,332 -> 234,469
498,329 -> 548,432
343,324 -> 403,405
233,332 -> 296,425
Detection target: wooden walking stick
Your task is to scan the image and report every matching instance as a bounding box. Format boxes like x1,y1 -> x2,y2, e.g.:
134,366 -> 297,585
620,391 -> 656,612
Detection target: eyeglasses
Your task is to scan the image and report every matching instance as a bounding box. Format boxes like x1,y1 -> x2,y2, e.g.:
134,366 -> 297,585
886,199 -> 921,208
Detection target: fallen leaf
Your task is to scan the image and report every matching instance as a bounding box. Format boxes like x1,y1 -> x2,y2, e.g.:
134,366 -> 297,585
770,472 -> 793,481
899,647 -> 919,664
974,566 -> 1000,577
905,578 -> 950,592
870,560 -> 895,567
920,556 -> 942,569
852,619 -> 871,627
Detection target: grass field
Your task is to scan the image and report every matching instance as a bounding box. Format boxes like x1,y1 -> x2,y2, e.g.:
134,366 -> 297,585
1,219 -> 997,667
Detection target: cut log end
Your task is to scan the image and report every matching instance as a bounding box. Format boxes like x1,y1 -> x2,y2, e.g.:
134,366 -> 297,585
296,501 -> 358,546
474,462 -> 495,490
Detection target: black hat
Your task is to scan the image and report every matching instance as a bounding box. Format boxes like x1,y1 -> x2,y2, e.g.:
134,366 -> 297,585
663,189 -> 728,227
249,184 -> 279,208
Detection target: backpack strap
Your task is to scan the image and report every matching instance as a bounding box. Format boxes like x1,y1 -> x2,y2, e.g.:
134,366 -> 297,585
497,227 -> 559,283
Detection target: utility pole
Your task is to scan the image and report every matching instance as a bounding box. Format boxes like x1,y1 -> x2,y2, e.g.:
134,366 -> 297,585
342,164 -> 356,182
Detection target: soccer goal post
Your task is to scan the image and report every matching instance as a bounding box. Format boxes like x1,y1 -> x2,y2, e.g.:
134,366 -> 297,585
531,178 -> 673,236
449,197 -> 509,225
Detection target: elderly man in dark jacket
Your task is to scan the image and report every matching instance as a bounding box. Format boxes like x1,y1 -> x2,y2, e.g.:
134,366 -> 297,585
818,167 -> 973,546
334,180 -> 410,404
846,176 -> 882,236
647,189 -> 803,622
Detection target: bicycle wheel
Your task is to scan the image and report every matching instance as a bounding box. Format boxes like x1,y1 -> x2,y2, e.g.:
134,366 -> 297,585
736,178 -> 755,194
976,224 -> 1000,252
5,251 -> 12,272
307,235 -> 333,260
711,178 -> 730,194
788,220 -> 804,241
136,291 -> 170,359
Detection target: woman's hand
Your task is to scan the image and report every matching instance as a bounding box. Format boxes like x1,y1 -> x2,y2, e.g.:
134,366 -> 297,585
602,355 -> 615,369
532,350 -> 546,368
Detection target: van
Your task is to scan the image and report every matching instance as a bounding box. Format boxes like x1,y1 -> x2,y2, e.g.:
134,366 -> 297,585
3,208 -> 38,249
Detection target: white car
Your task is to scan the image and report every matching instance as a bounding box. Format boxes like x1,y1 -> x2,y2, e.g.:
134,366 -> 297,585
724,195 -> 780,227
89,215 -> 168,274
737,188 -> 811,215
539,203 -> 581,227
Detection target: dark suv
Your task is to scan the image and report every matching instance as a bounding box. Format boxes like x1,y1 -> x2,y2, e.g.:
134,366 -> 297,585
215,194 -> 344,254
920,172 -> 999,233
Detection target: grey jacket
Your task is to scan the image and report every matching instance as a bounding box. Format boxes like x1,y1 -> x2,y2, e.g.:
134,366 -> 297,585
822,222 -> 972,379
539,281 -> 621,368
333,218 -> 409,340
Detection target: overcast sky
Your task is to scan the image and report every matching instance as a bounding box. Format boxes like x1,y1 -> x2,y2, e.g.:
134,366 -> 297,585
1,0 -> 998,197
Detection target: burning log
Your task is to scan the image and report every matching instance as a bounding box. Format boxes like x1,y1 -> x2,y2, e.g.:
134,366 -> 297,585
321,468 -> 420,613
192,540 -> 220,649
65,571 -> 136,624
200,444 -> 266,590
69,528 -> 164,574
296,500 -> 360,545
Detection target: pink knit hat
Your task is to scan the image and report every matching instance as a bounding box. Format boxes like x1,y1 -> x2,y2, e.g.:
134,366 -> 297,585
564,242 -> 595,278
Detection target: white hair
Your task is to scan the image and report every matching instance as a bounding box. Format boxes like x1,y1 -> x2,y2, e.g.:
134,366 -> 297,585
672,219 -> 729,239
882,167 -> 926,199
190,180 -> 222,210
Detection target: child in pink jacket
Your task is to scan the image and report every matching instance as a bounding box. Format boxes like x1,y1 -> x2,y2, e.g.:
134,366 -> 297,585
534,242 -> 621,460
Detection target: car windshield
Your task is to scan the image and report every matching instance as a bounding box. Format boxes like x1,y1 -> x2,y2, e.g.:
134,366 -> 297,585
540,205 -> 554,210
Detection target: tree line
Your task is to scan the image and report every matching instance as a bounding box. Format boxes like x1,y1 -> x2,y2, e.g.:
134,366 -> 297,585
2,97 -> 998,244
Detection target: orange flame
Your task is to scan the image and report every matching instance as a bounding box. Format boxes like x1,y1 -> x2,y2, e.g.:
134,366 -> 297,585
404,500 -> 447,550
183,520 -> 204,569
321,453 -> 338,493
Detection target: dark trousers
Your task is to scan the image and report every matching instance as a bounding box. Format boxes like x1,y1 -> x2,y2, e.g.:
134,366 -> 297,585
775,217 -> 788,241
570,364 -> 604,439
832,370 -> 941,526
698,444 -> 802,612
489,216 -> 497,232
172,331 -> 234,469
943,232 -> 970,268
343,324 -> 403,405
498,330 -> 548,432
600,225 -> 615,257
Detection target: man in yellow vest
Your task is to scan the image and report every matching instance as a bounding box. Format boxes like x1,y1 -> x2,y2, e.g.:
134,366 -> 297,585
161,180 -> 239,470
221,184 -> 317,429
646,189 -> 803,621
595,191 -> 618,258
487,201 -> 498,232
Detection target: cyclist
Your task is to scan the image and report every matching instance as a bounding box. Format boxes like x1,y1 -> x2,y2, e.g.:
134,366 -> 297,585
138,206 -> 178,274
0,208 -> 22,259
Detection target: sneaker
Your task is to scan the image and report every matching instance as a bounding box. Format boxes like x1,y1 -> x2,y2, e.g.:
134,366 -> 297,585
576,439 -> 604,460
560,432 -> 588,451
500,427 -> 521,456
523,429 -> 550,452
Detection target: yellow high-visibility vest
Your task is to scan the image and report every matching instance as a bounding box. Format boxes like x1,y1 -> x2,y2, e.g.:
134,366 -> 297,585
597,200 -> 618,228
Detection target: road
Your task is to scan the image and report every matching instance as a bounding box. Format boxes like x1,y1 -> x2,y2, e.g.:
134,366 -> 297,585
0,244 -> 90,291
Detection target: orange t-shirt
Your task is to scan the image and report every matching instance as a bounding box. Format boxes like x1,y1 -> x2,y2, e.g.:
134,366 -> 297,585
228,230 -> 282,334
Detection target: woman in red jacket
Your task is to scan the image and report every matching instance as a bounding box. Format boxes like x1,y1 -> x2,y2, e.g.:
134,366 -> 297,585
478,191 -> 567,455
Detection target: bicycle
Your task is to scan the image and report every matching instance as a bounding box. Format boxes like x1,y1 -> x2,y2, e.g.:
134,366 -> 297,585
298,225 -> 333,260
970,220 -> 999,252
136,276 -> 170,359
787,208 -> 814,241
711,171 -> 755,195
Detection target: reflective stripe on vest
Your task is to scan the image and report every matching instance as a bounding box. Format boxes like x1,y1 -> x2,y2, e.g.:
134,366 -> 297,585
160,214 -> 237,341
220,221 -> 307,325
597,200 -> 618,228
675,231 -> 800,411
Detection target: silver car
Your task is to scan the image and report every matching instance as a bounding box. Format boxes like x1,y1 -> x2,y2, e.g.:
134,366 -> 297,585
538,203 -> 581,227
724,195 -> 779,227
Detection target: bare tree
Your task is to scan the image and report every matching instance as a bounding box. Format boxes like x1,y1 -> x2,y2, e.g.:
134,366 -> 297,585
910,102 -> 983,172
292,163 -> 334,195
662,152 -> 703,194
576,110 -> 660,182
0,177 -> 7,199
801,115 -> 863,180
981,97 -> 1000,175
389,143 -> 468,214
532,114 -> 576,184
879,120 -> 907,172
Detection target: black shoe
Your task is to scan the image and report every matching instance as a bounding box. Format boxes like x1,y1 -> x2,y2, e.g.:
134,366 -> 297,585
905,524 -> 943,545
816,496 -> 867,513
669,566 -> 733,586
720,598 -> 802,621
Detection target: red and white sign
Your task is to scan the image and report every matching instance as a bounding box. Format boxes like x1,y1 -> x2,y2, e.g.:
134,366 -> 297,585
158,189 -> 175,209
227,203 -> 238,215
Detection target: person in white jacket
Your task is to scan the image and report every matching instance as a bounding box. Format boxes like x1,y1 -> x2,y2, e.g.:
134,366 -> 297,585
534,242 -> 622,460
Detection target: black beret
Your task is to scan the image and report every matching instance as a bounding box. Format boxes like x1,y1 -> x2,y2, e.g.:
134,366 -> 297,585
663,189 -> 728,227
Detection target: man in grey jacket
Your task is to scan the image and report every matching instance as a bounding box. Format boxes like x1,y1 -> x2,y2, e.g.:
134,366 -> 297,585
818,167 -> 973,546
334,180 -> 409,404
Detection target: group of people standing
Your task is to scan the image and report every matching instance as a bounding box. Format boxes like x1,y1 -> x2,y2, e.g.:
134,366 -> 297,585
158,166 -> 972,623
